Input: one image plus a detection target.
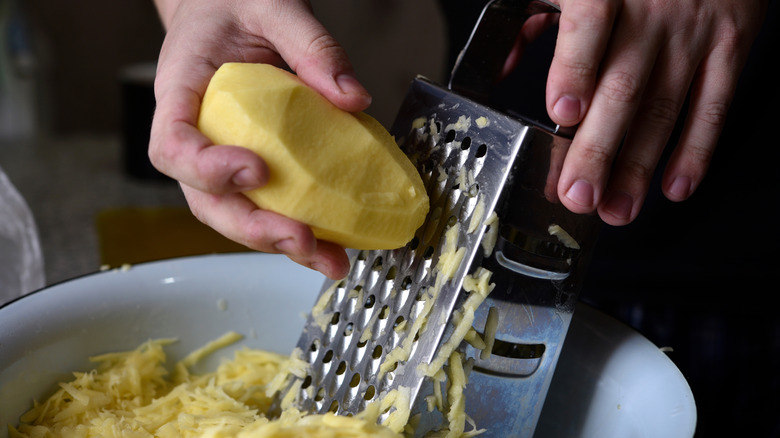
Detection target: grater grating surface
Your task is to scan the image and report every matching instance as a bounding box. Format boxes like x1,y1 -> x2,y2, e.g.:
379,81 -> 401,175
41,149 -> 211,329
269,0 -> 601,435
280,77 -> 535,418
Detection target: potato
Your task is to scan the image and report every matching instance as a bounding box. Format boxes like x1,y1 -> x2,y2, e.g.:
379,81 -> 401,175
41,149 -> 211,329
198,63 -> 429,250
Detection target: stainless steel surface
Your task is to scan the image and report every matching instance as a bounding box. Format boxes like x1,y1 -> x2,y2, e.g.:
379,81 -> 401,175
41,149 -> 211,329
449,0 -> 559,105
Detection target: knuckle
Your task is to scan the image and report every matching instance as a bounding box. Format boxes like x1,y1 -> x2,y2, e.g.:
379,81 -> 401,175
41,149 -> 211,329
147,137 -> 176,172
306,32 -> 342,57
557,55 -> 600,82
243,225 -> 271,249
183,194 -> 210,226
577,142 -> 614,168
643,96 -> 681,127
619,156 -> 655,185
600,69 -> 643,105
694,101 -> 730,131
562,0 -> 615,30
683,140 -> 715,168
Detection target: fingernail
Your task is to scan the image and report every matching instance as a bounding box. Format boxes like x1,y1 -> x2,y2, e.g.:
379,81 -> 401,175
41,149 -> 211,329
310,262 -> 330,277
553,95 -> 581,124
335,74 -> 372,103
603,191 -> 634,221
274,238 -> 299,255
232,168 -> 262,189
565,180 -> 595,208
668,176 -> 692,200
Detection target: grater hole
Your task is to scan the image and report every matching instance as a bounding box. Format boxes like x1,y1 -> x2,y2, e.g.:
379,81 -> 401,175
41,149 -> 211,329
349,373 -> 361,388
328,400 -> 339,413
401,276 -> 412,290
364,385 -> 376,400
423,157 -> 436,174
445,129 -> 456,143
372,256 -> 384,271
372,345 -> 383,359
476,143 -> 488,158
447,215 -> 458,227
330,312 -> 340,325
379,305 -> 390,319
357,251 -> 368,261
461,136 -> 472,150
336,361 -> 347,375
409,236 -> 419,250
301,375 -> 312,390
322,350 -> 334,363
491,340 -> 546,359
385,266 -> 397,281
393,317 -> 407,334
344,322 -> 354,336
315,387 -> 325,402
423,246 -> 435,260
364,294 -> 375,308
357,339 -> 368,348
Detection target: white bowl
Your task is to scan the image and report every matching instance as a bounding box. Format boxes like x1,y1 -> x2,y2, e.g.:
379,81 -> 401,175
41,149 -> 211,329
0,253 -> 696,437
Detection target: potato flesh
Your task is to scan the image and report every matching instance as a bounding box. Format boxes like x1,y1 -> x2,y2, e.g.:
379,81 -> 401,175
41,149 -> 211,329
198,63 -> 429,249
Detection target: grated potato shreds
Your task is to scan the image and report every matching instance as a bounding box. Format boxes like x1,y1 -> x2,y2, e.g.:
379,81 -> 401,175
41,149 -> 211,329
9,336 -> 402,438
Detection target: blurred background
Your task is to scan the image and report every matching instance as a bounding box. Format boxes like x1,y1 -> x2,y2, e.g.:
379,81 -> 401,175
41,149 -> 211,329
0,0 -> 778,436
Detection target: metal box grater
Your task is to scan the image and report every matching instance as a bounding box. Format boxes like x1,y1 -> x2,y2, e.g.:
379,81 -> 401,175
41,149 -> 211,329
271,0 -> 601,436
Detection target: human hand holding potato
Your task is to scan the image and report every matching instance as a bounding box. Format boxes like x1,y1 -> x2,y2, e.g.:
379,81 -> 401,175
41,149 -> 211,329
149,0 -> 372,279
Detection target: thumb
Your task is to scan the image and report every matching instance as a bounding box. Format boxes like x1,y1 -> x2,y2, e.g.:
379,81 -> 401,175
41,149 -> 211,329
264,3 -> 372,113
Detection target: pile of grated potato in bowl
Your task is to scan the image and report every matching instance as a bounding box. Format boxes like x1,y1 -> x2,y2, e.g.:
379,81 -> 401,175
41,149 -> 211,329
8,332 -> 404,438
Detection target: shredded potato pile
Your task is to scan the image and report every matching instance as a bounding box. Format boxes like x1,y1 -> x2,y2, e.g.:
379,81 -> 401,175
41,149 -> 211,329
9,337 -> 402,438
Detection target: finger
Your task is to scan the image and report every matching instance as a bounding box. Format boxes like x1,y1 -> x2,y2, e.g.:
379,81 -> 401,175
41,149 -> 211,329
150,91 -> 270,195
546,0 -> 618,126
260,1 -> 372,113
288,240 -> 351,280
557,16 -> 659,215
182,184 -> 315,255
598,49 -> 693,225
180,184 -> 349,279
662,43 -> 742,202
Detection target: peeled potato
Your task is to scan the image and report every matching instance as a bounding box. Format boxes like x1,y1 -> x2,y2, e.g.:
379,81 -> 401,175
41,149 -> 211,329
198,63 -> 429,250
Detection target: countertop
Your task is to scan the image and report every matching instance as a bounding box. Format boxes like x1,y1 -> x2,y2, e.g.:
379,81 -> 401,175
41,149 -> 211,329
0,134 -> 192,286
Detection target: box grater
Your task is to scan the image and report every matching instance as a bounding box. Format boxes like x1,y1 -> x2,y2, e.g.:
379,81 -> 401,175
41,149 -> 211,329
271,0 -> 601,436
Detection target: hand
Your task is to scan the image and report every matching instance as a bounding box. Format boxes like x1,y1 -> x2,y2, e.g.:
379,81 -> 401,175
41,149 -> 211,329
149,0 -> 372,279
545,0 -> 767,225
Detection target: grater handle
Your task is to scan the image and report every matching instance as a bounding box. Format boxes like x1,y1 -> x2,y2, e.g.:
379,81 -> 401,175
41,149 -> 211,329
448,0 -> 560,103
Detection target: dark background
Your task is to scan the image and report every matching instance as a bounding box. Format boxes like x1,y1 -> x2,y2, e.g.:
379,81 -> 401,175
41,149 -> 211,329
440,1 -> 780,436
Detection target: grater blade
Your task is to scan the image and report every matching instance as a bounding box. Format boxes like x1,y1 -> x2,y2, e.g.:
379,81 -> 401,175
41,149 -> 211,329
268,0 -> 600,435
